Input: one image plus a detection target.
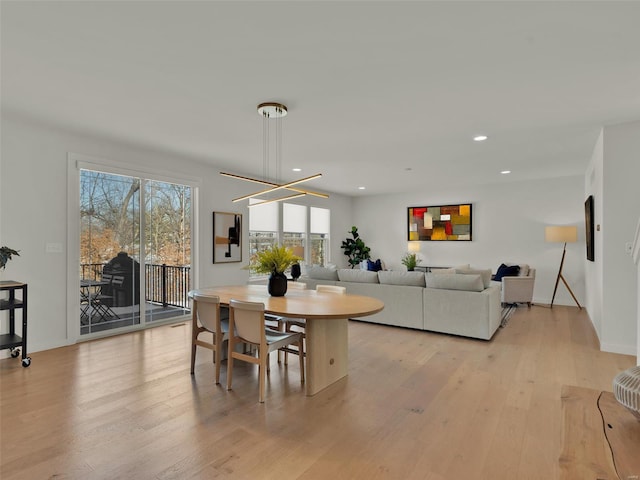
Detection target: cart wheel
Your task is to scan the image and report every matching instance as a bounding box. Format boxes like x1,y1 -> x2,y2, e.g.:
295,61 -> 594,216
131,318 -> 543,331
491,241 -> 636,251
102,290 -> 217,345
21,357 -> 31,367
10,348 -> 20,358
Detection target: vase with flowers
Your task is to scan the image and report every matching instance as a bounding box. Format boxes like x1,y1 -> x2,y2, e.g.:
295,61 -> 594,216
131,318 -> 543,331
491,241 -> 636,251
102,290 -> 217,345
249,244 -> 302,296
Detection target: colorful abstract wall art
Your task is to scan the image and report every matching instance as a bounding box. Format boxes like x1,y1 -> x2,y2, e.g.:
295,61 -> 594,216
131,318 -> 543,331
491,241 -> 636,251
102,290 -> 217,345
407,204 -> 472,241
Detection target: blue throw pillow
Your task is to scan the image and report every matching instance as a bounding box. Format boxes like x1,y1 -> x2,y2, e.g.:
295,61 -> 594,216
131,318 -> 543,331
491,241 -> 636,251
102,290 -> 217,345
494,263 -> 520,282
367,259 -> 382,272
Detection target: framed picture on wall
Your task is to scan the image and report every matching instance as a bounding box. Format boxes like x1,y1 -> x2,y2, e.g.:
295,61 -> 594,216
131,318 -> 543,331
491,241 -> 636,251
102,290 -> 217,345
585,195 -> 594,261
213,211 -> 242,263
407,204 -> 472,241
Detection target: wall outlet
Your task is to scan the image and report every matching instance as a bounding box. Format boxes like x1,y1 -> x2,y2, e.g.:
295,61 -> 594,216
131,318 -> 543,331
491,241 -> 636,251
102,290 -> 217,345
46,242 -> 63,253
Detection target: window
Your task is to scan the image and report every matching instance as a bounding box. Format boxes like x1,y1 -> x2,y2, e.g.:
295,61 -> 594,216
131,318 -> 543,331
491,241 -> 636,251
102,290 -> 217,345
310,207 -> 330,266
283,203 -> 306,262
248,203 -> 331,277
248,199 -> 278,274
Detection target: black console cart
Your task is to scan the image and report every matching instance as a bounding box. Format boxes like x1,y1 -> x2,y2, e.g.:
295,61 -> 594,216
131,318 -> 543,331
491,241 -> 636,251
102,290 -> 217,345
0,281 -> 30,367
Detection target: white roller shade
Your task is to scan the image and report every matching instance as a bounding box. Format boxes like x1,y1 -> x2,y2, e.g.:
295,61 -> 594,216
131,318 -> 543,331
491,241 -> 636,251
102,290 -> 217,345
283,203 -> 306,233
310,207 -> 330,234
249,198 -> 278,231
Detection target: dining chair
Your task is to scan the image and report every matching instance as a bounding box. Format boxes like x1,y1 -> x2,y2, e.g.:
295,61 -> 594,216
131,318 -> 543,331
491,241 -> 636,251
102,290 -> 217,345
191,294 -> 229,384
227,299 -> 304,403
85,273 -> 119,322
282,284 -> 347,362
271,282 -> 306,362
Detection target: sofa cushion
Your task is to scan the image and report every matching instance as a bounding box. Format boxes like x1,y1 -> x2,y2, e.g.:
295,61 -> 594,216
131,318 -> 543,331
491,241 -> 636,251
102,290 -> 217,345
306,265 -> 339,281
456,268 -> 492,288
337,269 -> 380,283
517,264 -> 530,276
494,263 -> 520,282
431,268 -> 456,274
378,271 -> 426,287
426,273 -> 484,292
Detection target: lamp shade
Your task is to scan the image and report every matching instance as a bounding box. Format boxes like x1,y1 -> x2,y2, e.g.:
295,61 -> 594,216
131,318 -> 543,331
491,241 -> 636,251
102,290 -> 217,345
545,226 -> 577,243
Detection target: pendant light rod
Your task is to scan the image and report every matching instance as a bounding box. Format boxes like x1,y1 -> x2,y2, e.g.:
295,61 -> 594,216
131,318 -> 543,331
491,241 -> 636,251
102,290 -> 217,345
219,172 -> 329,199
248,192 -> 307,208
231,173 -> 323,203
219,101 -> 329,204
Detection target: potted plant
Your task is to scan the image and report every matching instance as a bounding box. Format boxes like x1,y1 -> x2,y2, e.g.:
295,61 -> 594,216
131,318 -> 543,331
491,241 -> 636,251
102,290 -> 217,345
341,226 -> 371,268
401,252 -> 421,271
0,246 -> 20,270
249,244 -> 302,296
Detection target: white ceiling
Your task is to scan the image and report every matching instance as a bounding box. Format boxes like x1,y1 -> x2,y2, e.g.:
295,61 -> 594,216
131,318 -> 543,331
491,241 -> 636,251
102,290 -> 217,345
2,1 -> 640,197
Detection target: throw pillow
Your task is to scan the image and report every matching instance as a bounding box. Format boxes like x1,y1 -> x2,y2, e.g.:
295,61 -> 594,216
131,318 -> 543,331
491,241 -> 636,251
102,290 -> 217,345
494,263 -> 520,282
367,259 -> 383,272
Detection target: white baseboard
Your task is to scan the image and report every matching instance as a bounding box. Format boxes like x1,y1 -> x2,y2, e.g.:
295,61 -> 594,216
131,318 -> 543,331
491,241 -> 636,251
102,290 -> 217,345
600,342 -> 638,357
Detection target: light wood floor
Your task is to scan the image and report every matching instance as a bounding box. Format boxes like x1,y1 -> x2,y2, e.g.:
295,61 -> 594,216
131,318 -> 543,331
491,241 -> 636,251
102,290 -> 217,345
0,305 -> 636,479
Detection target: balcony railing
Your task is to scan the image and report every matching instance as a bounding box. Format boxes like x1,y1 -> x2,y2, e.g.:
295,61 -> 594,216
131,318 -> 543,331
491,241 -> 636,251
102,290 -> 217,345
81,262 -> 191,309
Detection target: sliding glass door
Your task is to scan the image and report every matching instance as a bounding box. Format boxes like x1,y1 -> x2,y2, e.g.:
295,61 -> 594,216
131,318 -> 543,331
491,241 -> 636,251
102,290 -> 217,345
79,170 -> 191,335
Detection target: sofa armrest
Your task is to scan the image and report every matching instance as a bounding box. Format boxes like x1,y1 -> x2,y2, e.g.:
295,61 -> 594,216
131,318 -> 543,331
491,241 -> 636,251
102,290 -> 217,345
501,275 -> 535,304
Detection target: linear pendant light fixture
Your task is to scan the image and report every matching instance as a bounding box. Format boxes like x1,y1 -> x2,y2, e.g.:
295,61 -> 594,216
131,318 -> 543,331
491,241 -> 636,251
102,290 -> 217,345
220,102 -> 328,207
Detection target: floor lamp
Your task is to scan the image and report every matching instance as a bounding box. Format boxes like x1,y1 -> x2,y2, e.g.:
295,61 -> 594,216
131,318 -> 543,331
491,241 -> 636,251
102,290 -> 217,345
545,226 -> 582,309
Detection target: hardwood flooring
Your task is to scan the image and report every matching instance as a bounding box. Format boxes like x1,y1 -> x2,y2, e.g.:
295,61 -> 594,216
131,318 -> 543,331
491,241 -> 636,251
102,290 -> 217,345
0,305 -> 636,479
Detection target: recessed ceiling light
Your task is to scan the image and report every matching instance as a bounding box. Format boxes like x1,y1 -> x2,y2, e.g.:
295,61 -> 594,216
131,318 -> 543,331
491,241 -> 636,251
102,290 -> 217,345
358,186 -> 366,190
292,168 -> 302,172
501,170 -> 511,175
473,135 -> 488,142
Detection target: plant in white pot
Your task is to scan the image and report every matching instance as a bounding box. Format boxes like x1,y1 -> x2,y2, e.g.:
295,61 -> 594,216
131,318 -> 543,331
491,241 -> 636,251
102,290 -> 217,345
401,252 -> 421,271
249,245 -> 302,296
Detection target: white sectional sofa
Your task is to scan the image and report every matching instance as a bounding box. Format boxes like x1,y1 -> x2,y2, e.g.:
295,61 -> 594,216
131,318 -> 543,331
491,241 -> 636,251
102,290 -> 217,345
299,266 -> 501,340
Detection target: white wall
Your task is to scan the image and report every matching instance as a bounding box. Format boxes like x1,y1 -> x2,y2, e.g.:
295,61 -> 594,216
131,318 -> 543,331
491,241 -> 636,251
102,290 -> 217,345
585,130 -> 604,340
352,175 -> 587,307
0,113 -> 352,354
599,121 -> 640,357
633,218 -> 640,365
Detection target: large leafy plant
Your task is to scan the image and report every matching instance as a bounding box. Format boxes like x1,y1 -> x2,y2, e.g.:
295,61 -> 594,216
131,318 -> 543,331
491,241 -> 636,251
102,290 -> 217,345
249,244 -> 302,275
341,226 -> 371,268
0,246 -> 20,270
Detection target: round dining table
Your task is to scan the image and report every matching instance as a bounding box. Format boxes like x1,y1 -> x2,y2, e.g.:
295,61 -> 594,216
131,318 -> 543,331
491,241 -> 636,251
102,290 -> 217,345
189,284 -> 384,396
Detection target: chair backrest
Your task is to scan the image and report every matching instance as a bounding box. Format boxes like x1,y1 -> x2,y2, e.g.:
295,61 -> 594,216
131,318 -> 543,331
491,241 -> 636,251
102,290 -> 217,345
112,275 -> 125,287
316,284 -> 346,294
288,282 -> 307,290
194,294 -> 222,333
101,273 -> 113,283
230,299 -> 265,344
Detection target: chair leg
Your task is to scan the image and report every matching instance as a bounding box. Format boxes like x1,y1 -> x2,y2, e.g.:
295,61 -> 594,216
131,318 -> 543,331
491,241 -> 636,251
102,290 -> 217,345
214,335 -> 222,385
190,344 -> 197,374
259,354 -> 267,403
226,338 -> 234,391
298,337 -> 305,384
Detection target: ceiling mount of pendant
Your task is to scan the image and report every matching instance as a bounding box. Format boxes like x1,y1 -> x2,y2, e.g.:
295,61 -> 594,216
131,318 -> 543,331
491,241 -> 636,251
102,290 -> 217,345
257,102 -> 287,118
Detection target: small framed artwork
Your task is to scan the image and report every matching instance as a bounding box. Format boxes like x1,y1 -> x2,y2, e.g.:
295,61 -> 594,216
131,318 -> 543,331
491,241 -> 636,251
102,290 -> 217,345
408,204 -> 472,241
213,211 -> 242,263
585,195 -> 594,261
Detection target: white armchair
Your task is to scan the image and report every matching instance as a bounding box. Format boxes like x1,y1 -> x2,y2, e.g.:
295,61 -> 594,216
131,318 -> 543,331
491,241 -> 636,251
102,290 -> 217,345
501,268 -> 536,307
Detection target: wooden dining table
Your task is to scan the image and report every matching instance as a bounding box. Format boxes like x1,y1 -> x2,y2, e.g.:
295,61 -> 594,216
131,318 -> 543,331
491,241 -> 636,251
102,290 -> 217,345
189,284 -> 384,396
